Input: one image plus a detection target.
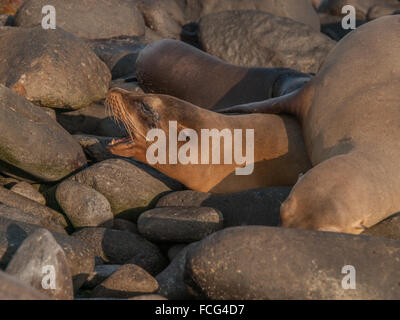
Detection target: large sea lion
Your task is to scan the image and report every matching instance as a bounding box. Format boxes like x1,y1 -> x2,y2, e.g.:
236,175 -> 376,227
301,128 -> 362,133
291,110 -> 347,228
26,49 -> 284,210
220,16 -> 400,234
136,39 -> 313,111
105,88 -> 311,193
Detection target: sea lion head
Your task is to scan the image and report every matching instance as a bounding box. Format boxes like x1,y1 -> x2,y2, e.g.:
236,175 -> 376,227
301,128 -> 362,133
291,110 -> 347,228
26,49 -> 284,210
105,88 -> 196,159
105,88 -> 162,158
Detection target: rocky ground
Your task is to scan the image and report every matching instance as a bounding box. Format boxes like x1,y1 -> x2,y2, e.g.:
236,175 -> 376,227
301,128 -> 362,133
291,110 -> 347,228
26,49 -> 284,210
0,0 -> 399,300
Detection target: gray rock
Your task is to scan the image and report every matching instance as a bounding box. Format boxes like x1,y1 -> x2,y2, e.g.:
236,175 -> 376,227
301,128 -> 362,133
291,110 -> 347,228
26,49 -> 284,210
91,264 -> 159,299
0,186 -> 67,228
0,217 -> 94,291
87,38 -> 145,80
67,159 -> 183,221
156,188 -> 291,227
185,226 -> 400,299
126,252 -> 168,277
199,10 -> 335,74
181,0 -> 320,30
0,27 -> 111,109
138,207 -> 223,243
56,102 -> 126,138
83,265 -> 120,290
56,180 -> 114,228
0,270 -> 49,300
72,227 -> 161,265
112,219 -> 138,234
133,0 -> 186,39
156,242 -> 198,300
10,182 -> 46,205
73,135 -> 116,163
0,86 -> 87,182
363,213 -> 400,240
15,0 -> 145,40
167,244 -> 187,262
0,204 -> 66,234
6,229 -> 74,300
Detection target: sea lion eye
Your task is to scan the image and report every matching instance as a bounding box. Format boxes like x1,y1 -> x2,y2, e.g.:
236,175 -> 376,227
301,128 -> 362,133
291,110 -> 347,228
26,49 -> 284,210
140,102 -> 153,116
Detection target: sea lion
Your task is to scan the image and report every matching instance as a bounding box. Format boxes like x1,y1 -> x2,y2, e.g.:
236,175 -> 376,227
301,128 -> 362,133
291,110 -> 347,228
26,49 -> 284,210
105,88 -> 311,193
220,16 -> 400,234
136,39 -> 313,111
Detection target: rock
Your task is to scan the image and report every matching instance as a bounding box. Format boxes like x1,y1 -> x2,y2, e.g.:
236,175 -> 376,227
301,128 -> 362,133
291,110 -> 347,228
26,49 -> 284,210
156,188 -> 290,227
156,242 -> 198,300
112,219 -> 138,234
72,227 -> 161,265
168,244 -> 186,262
0,85 -> 87,182
83,265 -> 120,290
91,264 -> 159,299
56,180 -> 114,228
0,217 -> 94,291
6,229 -> 74,300
199,10 -> 335,74
318,0 -> 400,20
0,270 -> 49,300
10,181 -> 46,205
363,213 -> 400,240
73,135 -> 116,163
87,38 -> 145,80
181,0 -> 320,30
133,0 -> 186,39
138,207 -> 223,242
126,252 -> 168,277
0,27 -> 111,110
129,294 -> 167,300
15,0 -> 145,40
67,159 -> 183,221
185,226 -> 400,299
0,204 -> 66,233
0,186 -> 67,228
56,102 -> 126,138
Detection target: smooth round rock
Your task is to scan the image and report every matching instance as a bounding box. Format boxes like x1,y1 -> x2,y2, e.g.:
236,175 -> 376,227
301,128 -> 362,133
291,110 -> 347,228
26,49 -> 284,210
67,159 -> 183,221
363,213 -> 400,240
138,207 -> 223,243
0,270 -> 49,300
6,229 -> 74,300
10,182 -> 46,205
126,252 -> 168,277
0,204 -> 66,234
185,226 -> 400,299
0,27 -> 111,109
56,180 -> 114,228
199,10 -> 335,73
83,265 -> 120,290
91,264 -> 159,299
0,217 -> 94,291
112,219 -> 138,234
72,227 -> 162,265
15,0 -> 145,40
156,188 -> 291,227
0,85 -> 87,182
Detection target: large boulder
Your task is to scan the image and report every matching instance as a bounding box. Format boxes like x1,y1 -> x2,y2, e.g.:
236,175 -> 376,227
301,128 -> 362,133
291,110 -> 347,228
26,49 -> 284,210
180,0 -> 320,30
15,0 -> 145,40
0,27 -> 111,110
0,85 -> 87,181
185,226 -> 400,299
199,10 -> 335,74
66,159 -> 183,221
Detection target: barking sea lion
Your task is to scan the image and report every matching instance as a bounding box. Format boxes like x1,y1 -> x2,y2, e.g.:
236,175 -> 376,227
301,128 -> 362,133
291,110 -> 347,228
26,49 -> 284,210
105,89 -> 311,193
